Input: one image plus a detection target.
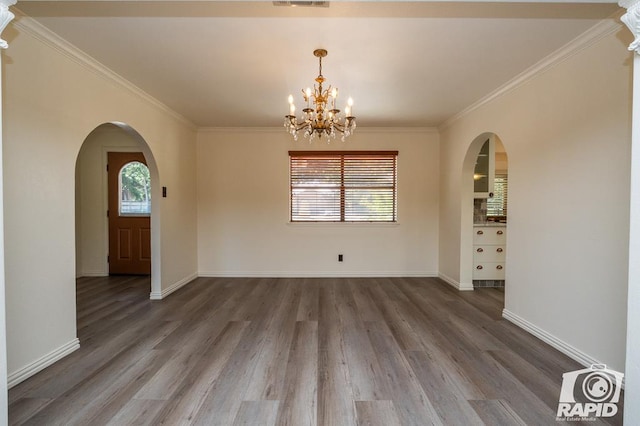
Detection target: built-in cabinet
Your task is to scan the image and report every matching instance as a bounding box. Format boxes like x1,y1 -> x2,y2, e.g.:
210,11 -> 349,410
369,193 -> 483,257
473,225 -> 506,280
474,137 -> 496,198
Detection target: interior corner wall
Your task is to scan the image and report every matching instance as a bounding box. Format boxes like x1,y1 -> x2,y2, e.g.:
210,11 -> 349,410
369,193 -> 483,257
196,129 -> 439,277
438,29 -> 632,371
2,23 -> 198,382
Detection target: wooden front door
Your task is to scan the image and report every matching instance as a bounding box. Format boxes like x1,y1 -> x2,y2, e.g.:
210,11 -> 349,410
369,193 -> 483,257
108,152 -> 151,275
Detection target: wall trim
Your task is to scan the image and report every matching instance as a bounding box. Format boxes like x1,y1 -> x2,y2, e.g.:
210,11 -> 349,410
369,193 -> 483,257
439,18 -> 623,130
197,126 -> 439,134
8,338 -> 80,388
199,271 -> 438,278
78,271 -> 108,278
10,9 -> 196,131
438,272 -> 474,291
502,309 -> 602,368
150,273 -> 197,300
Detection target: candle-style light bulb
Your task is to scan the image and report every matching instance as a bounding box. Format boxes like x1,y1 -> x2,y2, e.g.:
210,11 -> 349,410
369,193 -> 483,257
347,97 -> 354,116
288,94 -> 294,105
331,88 -> 338,108
290,103 -> 296,115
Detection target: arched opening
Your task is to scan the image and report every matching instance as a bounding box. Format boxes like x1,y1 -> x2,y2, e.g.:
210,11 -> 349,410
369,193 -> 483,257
460,133 -> 508,297
75,122 -> 161,296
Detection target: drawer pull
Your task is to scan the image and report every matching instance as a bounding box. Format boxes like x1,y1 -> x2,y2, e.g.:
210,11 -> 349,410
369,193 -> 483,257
477,230 -> 484,235
496,248 -> 503,253
476,265 -> 483,270
497,230 -> 504,235
476,248 -> 484,253
496,265 -> 503,270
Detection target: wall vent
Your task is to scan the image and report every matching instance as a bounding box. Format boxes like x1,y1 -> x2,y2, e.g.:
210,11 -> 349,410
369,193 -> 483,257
273,1 -> 329,7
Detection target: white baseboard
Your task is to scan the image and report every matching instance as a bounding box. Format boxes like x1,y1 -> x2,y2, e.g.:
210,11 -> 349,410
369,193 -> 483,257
438,272 -> 474,291
8,338 -> 80,388
198,271 -> 438,278
78,271 -> 108,278
150,273 -> 198,300
502,309 -> 601,368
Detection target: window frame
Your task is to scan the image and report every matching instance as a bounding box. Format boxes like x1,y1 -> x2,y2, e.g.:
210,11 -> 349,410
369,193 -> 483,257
289,150 -> 398,223
118,160 -> 152,217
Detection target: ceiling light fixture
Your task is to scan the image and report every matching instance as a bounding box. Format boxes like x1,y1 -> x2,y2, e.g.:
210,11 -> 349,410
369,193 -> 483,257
285,49 -> 356,141
272,1 -> 329,7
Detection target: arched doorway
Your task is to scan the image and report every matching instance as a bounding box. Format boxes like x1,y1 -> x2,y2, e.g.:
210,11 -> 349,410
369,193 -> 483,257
75,122 -> 161,297
460,133 -> 508,294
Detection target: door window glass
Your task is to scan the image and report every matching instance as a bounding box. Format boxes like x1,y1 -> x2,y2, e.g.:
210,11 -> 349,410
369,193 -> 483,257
119,161 -> 151,215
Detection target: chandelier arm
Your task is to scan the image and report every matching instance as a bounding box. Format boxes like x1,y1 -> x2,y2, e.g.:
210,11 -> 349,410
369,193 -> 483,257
291,122 -> 313,132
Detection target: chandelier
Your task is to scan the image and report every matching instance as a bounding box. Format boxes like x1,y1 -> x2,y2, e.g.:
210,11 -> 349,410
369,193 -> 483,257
285,49 -> 356,141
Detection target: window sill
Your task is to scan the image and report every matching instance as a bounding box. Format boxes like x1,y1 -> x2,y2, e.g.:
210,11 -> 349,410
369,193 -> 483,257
287,221 -> 400,228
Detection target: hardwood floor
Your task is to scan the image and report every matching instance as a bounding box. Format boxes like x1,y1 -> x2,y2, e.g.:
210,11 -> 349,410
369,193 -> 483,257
8,276 -> 624,425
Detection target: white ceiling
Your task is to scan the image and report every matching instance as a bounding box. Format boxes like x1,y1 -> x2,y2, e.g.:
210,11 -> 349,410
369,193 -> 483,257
13,1 -> 622,128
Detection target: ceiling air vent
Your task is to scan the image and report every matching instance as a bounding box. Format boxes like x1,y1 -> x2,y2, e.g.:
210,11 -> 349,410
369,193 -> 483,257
273,1 -> 329,7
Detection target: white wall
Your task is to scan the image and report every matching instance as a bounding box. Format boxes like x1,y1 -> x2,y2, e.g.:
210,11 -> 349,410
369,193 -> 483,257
75,124 -> 141,277
439,28 -> 632,371
197,129 -> 439,277
3,18 -> 198,383
0,31 -> 10,425
625,48 -> 640,426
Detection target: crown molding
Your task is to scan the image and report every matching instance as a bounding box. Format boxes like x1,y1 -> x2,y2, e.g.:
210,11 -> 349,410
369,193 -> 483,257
198,127 -> 285,134
357,126 -> 440,134
10,8 -> 197,131
11,5 -> 620,135
439,17 -> 624,131
197,126 -> 439,134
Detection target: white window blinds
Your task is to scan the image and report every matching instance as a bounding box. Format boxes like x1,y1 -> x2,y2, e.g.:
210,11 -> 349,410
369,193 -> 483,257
487,174 -> 508,217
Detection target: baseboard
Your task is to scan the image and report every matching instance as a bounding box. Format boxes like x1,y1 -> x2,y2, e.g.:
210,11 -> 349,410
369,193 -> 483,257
8,338 -> 80,388
198,271 -> 438,278
150,273 -> 198,300
438,272 -> 474,291
78,271 -> 108,277
502,309 -> 601,368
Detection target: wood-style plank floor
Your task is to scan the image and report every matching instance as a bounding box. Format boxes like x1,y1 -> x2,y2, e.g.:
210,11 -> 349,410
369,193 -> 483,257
8,276 -> 624,425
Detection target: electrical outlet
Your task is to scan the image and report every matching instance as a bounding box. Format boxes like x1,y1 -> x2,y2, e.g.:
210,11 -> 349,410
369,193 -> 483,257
338,254 -> 343,262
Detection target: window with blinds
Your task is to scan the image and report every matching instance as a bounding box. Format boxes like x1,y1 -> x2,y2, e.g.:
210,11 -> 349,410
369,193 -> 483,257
289,151 -> 398,222
487,174 -> 508,217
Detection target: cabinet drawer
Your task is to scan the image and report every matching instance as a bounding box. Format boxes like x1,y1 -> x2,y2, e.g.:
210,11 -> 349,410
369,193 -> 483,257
473,262 -> 505,279
473,245 -> 506,262
473,227 -> 506,245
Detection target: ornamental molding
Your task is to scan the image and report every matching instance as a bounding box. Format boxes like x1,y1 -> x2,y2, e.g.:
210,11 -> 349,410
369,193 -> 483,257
620,0 -> 640,53
440,18 -> 621,130
0,0 -> 16,49
11,9 -> 196,130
